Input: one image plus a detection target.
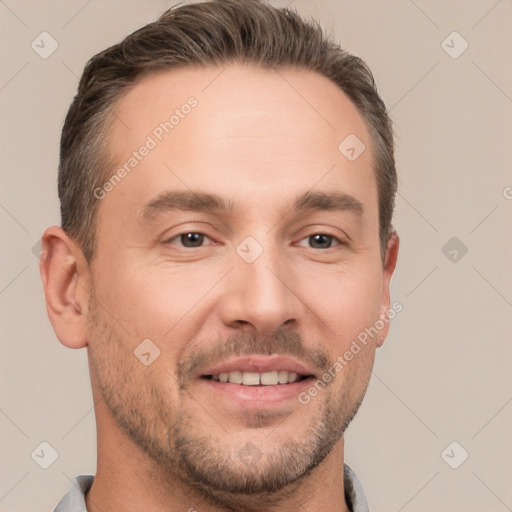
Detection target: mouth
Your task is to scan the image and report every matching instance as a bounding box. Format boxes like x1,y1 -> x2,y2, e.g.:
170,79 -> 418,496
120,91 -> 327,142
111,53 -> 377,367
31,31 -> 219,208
203,370 -> 310,386
196,356 -> 317,406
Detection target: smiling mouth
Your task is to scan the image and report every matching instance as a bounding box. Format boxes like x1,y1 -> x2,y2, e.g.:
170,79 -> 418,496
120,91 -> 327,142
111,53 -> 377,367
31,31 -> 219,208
203,370 -> 312,386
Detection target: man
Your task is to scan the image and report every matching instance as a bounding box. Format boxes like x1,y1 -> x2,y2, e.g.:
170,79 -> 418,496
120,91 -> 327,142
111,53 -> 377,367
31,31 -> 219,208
40,0 -> 399,510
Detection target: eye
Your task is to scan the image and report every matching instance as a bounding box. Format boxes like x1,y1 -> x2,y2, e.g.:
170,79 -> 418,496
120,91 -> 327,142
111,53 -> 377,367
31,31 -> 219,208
297,233 -> 343,249
165,232 -> 213,248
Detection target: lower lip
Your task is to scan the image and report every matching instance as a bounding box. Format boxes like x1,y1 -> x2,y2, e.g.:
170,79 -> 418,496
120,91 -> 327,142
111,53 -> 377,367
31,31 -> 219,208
198,377 -> 313,407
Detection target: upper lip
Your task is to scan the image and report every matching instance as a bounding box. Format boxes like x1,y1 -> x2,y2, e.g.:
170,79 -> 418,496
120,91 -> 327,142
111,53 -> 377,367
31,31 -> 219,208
200,355 -> 317,378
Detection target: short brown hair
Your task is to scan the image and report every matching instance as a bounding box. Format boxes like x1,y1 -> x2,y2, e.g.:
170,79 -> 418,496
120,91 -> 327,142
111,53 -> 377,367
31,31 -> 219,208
59,0 -> 396,262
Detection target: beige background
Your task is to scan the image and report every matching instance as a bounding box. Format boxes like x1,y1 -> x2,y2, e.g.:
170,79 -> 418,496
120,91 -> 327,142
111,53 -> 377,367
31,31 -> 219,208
1,1 -> 511,511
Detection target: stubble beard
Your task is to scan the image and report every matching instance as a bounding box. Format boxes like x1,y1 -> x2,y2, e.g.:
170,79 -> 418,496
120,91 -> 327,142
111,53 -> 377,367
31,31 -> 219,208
86,294 -> 371,509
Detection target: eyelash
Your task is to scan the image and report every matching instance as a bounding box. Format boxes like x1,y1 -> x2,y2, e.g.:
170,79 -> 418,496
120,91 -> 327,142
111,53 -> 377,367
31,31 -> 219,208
296,233 -> 345,249
164,231 -> 347,249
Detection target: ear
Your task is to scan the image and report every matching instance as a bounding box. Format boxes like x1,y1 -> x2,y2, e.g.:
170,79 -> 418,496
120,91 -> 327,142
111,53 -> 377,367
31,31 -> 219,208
376,231 -> 399,347
39,226 -> 92,349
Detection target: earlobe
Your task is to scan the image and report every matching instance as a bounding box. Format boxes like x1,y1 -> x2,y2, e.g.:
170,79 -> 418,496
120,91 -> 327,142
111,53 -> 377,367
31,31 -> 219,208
40,226 -> 92,349
377,231 -> 400,347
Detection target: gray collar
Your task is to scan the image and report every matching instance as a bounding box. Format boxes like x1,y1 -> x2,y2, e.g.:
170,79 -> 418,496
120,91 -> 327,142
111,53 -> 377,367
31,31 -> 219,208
344,463 -> 370,512
55,464 -> 369,512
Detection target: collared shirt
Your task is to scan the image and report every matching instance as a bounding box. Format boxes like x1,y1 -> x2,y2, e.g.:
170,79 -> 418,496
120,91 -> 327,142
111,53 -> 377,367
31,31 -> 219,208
54,464 -> 369,511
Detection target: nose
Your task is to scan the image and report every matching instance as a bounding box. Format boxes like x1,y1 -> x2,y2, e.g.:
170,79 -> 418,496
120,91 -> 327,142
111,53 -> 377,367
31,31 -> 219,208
218,247 -> 303,335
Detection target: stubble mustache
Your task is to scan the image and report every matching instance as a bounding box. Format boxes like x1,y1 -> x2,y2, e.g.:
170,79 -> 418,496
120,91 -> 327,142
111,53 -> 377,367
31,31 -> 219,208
176,329 -> 331,389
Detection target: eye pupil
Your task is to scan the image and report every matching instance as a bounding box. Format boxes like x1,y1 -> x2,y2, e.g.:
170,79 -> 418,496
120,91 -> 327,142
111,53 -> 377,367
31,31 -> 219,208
181,233 -> 204,247
310,234 -> 332,249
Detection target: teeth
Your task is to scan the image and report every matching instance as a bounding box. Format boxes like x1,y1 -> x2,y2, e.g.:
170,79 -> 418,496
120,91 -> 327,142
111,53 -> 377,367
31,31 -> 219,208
260,370 -> 279,385
277,370 -> 289,384
228,370 -> 243,384
242,372 -> 260,386
212,370 -> 302,385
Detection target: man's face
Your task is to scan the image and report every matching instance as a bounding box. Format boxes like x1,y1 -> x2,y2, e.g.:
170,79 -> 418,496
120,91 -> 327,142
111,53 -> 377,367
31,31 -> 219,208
87,65 -> 396,497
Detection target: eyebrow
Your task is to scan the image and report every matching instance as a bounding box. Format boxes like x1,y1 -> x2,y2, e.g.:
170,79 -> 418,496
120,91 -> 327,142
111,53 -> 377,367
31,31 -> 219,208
142,190 -> 364,220
292,190 -> 364,216
143,191 -> 234,220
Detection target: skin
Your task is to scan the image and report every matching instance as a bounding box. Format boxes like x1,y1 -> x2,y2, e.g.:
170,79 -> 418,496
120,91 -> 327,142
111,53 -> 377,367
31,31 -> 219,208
41,64 -> 399,512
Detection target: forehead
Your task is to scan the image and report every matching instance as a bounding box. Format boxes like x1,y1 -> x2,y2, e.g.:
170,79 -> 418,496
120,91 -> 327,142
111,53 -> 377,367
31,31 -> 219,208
99,64 -> 377,225
111,64 -> 371,154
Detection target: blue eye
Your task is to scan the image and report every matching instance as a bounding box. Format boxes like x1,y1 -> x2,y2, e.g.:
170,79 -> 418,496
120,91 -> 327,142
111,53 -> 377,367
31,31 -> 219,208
166,233 -> 212,248
297,233 -> 342,249
309,234 -> 335,249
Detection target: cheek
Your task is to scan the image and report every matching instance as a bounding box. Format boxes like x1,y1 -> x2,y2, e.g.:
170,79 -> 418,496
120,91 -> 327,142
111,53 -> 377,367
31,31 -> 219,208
305,264 -> 383,338
91,260 -> 219,356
